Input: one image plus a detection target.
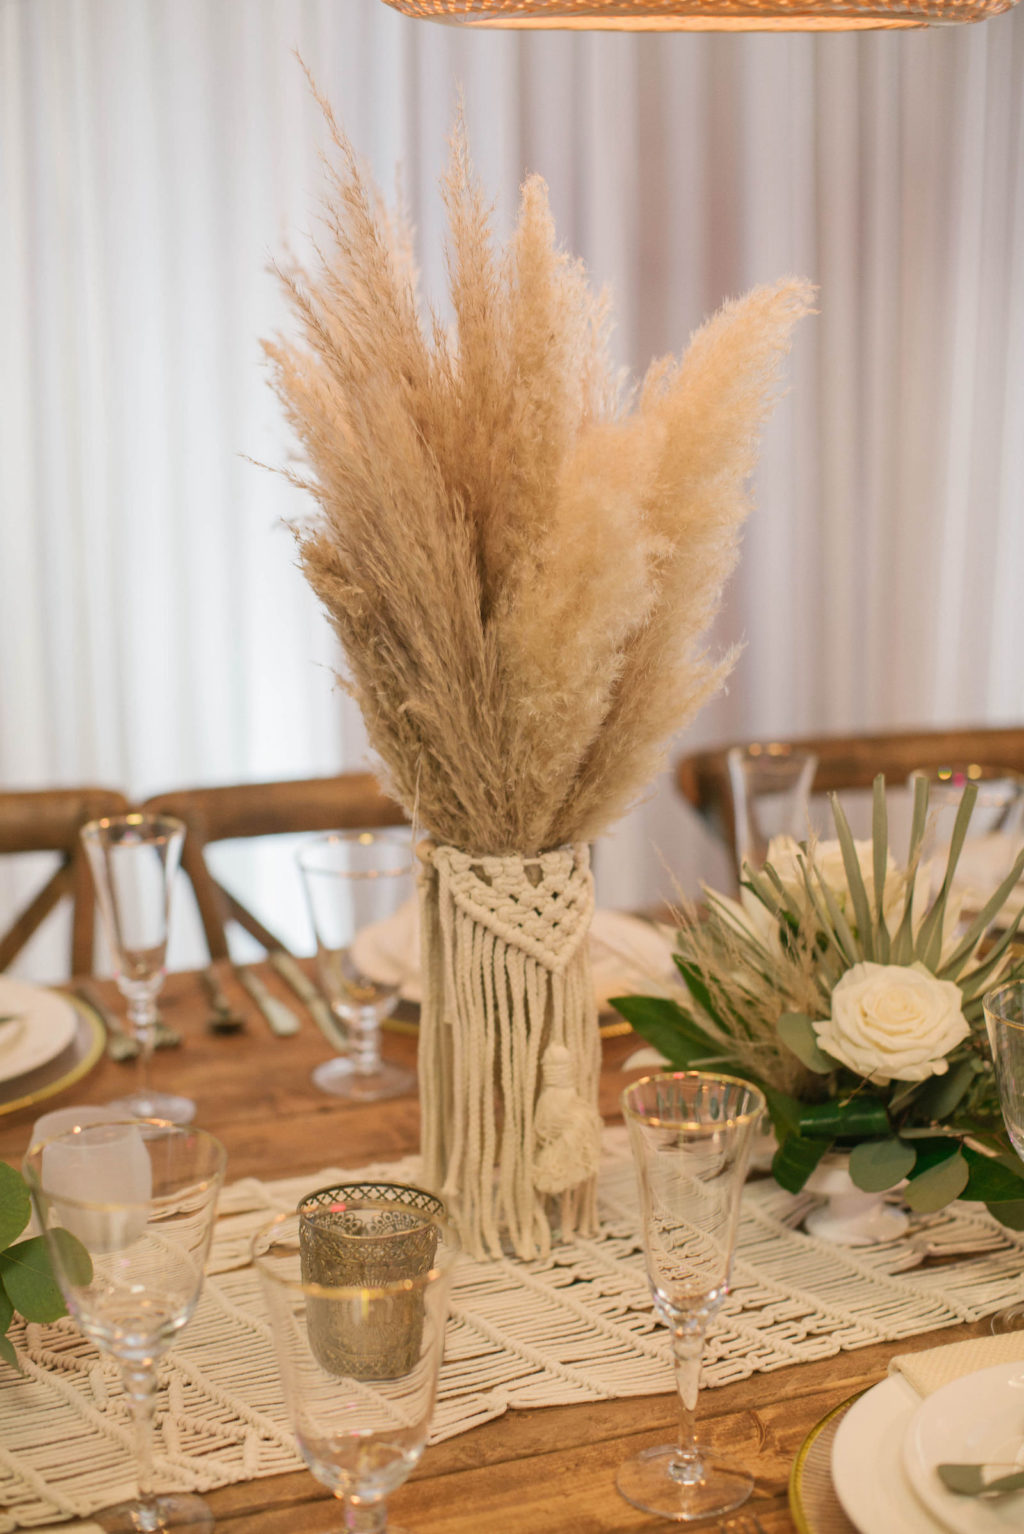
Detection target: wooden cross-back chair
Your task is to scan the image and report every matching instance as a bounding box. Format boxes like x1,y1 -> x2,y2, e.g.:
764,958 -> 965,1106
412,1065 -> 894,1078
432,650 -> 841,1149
675,725 -> 1024,868
140,773 -> 409,961
0,787 -> 133,975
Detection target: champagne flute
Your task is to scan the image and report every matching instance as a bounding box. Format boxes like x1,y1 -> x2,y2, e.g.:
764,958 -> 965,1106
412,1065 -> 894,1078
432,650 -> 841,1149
24,1121 -> 226,1534
297,830 -> 415,1102
81,812 -> 193,1124
253,1202 -> 459,1533
982,980 -> 1024,1333
618,1071 -> 765,1522
727,744 -> 818,877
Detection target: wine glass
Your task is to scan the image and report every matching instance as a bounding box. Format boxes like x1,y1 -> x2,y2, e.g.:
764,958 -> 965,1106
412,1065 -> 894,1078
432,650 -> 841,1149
296,830 -> 415,1102
24,1121 -> 227,1534
982,979 -> 1024,1333
727,744 -> 818,877
253,1199 -> 459,1533
618,1071 -> 765,1522
81,812 -> 194,1124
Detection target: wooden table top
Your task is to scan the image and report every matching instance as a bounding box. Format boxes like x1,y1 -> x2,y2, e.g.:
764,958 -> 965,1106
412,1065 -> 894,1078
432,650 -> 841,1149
0,965 -> 987,1534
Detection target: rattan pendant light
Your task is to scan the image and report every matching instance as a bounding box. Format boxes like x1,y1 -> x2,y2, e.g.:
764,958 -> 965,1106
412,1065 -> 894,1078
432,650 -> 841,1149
381,0 -> 1018,30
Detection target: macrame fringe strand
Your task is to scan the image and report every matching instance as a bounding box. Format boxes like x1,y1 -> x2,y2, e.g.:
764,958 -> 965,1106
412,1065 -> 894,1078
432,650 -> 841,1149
418,841 -> 602,1261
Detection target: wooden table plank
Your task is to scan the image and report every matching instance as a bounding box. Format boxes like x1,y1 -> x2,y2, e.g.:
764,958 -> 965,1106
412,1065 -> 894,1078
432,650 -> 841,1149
0,969 -> 986,1532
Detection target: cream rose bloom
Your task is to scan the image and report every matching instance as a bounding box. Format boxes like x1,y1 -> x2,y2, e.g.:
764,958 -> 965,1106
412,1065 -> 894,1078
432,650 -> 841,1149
813,961 -> 970,1084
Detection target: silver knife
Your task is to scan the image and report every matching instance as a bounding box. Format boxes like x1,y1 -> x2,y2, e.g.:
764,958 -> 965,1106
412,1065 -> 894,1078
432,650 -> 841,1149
233,966 -> 301,1038
267,951 -> 348,1051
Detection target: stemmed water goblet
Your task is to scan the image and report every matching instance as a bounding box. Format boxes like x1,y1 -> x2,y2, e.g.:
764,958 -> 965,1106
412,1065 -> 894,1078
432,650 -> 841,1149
24,1121 -> 227,1534
727,744 -> 818,877
982,980 -> 1024,1333
296,830 -> 415,1102
253,1198 -> 459,1533
81,812 -> 194,1124
618,1071 -> 765,1522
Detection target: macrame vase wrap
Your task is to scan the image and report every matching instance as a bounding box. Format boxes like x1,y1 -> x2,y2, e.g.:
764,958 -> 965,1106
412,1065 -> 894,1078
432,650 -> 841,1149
417,841 -> 603,1261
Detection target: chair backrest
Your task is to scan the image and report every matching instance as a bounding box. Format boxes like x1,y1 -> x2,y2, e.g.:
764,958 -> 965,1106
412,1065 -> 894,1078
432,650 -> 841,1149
0,786 -> 133,974
141,774 -> 409,960
675,726 -> 1024,866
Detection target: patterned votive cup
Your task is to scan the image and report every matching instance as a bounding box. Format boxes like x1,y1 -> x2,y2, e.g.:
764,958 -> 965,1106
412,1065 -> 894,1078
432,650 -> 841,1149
297,1181 -> 446,1379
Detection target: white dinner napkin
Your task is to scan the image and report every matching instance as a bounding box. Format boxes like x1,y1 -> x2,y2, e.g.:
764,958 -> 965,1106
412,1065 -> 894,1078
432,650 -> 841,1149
888,1332 -> 1024,1398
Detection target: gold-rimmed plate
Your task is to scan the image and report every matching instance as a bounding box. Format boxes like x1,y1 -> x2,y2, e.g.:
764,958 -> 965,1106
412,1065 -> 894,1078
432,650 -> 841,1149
0,995 -> 104,1119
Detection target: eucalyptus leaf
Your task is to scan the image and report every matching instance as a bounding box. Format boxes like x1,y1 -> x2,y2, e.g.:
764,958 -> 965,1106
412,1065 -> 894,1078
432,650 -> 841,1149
51,1228 -> 92,1288
0,1281 -> 12,1337
987,1199 -> 1024,1231
848,1137 -> 916,1192
0,1237 -> 67,1324
0,1161 -> 30,1250
777,1013 -> 834,1074
912,1059 -> 978,1123
961,1145 -> 1024,1203
904,1149 -> 969,1213
0,1332 -> 17,1370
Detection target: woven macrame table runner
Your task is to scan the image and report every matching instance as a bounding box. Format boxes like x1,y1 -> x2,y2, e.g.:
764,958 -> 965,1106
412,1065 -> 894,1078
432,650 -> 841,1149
4,1126 -> 1024,1530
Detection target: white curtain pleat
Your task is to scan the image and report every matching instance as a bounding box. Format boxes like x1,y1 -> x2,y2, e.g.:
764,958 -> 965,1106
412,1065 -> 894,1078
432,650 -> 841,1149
2,0 -> 1023,972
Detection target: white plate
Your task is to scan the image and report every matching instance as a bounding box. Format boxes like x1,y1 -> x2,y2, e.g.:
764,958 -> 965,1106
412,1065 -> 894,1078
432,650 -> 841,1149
832,1373 -> 946,1533
0,977 -> 79,1085
902,1362 -> 1024,1533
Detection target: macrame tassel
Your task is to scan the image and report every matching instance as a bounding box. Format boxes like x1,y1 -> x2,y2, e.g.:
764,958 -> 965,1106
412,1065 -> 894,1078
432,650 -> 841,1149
533,1043 -> 603,1194
418,841 -> 602,1261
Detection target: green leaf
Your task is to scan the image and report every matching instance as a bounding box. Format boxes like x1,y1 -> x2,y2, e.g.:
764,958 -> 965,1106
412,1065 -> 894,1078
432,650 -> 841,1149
611,995 -> 717,1068
891,775 -> 931,966
915,781 -> 978,971
961,1145 -> 1024,1203
771,1132 -> 833,1193
911,1060 -> 978,1123
904,1149 -> 969,1212
988,1199 -> 1024,1230
0,1281 -> 12,1335
849,1137 -> 917,1192
761,1085 -> 803,1144
0,1237 -> 67,1324
777,1013 -> 834,1074
937,844 -> 1024,981
0,1332 -> 18,1371
797,1097 -> 891,1139
831,793 -> 874,959
0,1162 -> 31,1251
51,1229 -> 92,1288
871,776 -> 891,962
672,960 -> 733,1034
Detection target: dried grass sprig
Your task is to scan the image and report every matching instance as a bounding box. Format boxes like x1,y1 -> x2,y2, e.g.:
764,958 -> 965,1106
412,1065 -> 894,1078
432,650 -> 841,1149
265,98 -> 814,856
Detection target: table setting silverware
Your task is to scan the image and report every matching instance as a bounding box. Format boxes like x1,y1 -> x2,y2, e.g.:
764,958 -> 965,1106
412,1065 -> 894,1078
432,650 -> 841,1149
268,949 -> 347,1050
200,966 -> 246,1036
233,965 -> 301,1038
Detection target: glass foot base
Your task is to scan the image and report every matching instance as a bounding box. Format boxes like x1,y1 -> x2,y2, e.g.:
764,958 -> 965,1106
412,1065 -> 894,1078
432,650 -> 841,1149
94,1491 -> 213,1532
991,1303 -> 1024,1334
312,1056 -> 415,1103
616,1444 -> 753,1523
105,1091 -> 196,1125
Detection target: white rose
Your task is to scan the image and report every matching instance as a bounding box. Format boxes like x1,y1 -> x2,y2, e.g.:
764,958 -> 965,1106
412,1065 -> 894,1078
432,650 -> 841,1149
813,961 -> 970,1085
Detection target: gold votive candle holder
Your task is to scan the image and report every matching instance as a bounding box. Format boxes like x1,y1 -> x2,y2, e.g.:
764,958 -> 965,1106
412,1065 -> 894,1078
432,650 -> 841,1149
298,1181 -> 446,1379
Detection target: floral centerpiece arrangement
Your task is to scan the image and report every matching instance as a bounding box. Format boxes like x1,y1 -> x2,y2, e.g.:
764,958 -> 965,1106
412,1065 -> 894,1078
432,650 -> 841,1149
265,81 -> 813,1258
615,776 -> 1024,1224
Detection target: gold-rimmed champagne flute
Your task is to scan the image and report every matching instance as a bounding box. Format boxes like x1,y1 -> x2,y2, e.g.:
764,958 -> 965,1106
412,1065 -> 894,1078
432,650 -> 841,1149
24,1121 -> 226,1534
618,1071 -> 765,1522
982,980 -> 1024,1333
296,829 -> 415,1103
81,812 -> 193,1124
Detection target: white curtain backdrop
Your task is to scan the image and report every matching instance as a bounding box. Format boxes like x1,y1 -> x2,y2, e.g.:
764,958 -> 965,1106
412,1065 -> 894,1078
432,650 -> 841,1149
2,0 -> 1023,974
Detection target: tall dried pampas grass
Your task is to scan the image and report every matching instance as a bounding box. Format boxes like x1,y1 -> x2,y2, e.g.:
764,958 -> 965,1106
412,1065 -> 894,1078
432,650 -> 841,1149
266,95 -> 814,857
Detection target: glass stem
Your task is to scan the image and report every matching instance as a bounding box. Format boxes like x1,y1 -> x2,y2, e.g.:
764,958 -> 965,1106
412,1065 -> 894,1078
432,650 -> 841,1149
349,1013 -> 383,1076
127,991 -> 157,1101
339,1499 -> 388,1533
122,1360 -> 159,1517
670,1318 -> 708,1485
